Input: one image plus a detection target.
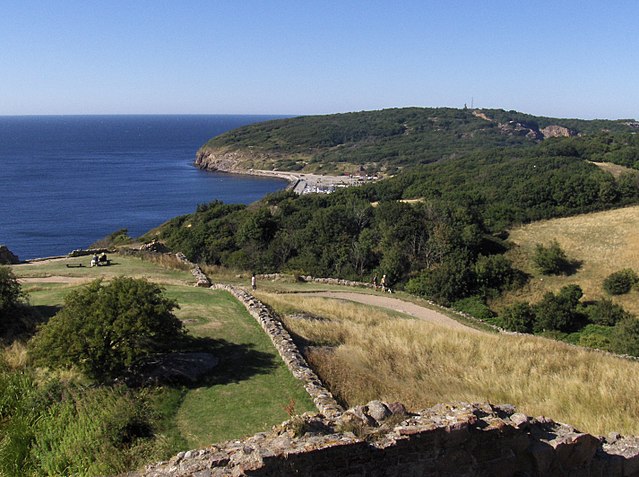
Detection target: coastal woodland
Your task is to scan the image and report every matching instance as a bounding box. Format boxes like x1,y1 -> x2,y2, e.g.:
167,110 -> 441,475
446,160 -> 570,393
3,107 -> 639,475
160,107 -> 639,352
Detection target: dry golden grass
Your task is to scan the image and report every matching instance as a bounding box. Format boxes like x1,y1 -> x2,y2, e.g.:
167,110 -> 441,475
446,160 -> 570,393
2,341 -> 29,369
259,292 -> 639,436
591,161 -> 635,178
497,205 -> 639,315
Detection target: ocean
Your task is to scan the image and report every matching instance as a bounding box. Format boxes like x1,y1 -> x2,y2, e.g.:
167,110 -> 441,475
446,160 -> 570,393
0,115 -> 289,260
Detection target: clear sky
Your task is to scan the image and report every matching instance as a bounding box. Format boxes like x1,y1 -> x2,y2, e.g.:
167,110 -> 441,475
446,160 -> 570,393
1,1 -> 637,119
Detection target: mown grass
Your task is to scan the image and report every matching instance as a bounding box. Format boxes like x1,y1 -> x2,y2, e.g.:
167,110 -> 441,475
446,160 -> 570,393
258,292 -> 639,436
163,287 -> 315,447
4,255 -> 315,473
497,205 -> 639,315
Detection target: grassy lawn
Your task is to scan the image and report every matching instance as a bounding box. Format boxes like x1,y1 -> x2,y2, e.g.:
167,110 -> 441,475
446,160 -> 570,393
164,287 -> 315,447
10,255 -> 315,450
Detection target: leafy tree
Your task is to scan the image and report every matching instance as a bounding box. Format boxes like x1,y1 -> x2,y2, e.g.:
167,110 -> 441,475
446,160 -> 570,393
0,266 -> 27,336
613,316 -> 639,357
603,268 -> 638,295
30,277 -> 183,382
533,284 -> 584,332
501,302 -> 536,333
584,298 -> 632,326
533,240 -> 572,275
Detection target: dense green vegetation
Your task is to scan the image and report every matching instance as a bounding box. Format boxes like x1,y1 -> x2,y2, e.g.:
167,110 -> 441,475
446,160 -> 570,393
1,258 -> 314,476
203,107 -> 638,174
29,277 -> 184,383
497,283 -> 639,356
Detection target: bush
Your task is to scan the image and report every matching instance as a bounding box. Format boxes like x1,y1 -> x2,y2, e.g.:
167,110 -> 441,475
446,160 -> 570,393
452,296 -> 494,320
584,298 -> 632,326
30,277 -> 184,382
501,302 -> 536,333
533,284 -> 584,332
0,266 -> 27,337
612,316 -> 639,357
603,269 -> 638,295
532,240 -> 571,275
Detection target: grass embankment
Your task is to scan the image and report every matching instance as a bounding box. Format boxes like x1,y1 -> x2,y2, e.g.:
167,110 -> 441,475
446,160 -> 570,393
258,292 -> 639,436
7,256 -> 314,458
497,205 -> 639,316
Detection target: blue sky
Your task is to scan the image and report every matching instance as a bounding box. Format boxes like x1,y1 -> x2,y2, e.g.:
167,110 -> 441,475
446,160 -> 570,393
1,1 -> 638,119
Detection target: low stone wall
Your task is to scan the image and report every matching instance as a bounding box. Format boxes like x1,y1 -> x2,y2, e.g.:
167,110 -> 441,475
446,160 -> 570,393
137,401 -> 639,476
211,283 -> 344,419
175,253 -> 211,287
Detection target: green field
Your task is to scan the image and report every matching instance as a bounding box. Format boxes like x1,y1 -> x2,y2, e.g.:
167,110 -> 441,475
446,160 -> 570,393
3,254 -> 315,474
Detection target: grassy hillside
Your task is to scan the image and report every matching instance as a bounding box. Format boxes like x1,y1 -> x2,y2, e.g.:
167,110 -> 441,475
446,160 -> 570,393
256,290 -> 639,436
200,107 -> 638,174
497,205 -> 639,316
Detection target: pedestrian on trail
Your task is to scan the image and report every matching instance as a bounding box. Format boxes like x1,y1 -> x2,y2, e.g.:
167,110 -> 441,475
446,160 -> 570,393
251,273 -> 256,291
372,275 -> 378,290
380,274 -> 387,292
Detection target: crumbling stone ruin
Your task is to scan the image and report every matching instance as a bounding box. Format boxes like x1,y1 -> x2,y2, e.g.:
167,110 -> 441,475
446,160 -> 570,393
135,401 -> 639,476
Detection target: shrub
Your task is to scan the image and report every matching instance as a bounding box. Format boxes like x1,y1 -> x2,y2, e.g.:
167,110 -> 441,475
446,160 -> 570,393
452,296 -> 494,320
0,266 -> 27,337
533,240 -> 571,275
612,316 -> 639,357
30,277 -> 183,382
533,284 -> 584,332
584,298 -> 632,326
603,269 -> 638,295
501,302 -> 536,333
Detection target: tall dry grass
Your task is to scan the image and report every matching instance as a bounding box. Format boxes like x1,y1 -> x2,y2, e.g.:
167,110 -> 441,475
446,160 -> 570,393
498,205 -> 639,315
260,292 -> 639,436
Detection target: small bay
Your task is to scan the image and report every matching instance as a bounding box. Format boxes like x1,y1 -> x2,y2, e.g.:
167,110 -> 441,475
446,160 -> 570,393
0,115 -> 288,259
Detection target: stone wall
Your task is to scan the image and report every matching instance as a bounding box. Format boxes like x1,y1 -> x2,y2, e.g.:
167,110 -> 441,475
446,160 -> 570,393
211,283 -> 343,419
136,401 -> 639,476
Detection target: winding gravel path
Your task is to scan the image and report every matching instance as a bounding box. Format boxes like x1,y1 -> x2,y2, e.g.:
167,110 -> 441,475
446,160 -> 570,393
296,291 -> 483,334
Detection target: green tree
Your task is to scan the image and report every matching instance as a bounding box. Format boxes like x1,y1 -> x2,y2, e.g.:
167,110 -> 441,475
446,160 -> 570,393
533,284 -> 583,332
30,277 -> 183,382
0,266 -> 27,336
613,316 -> 639,357
603,269 -> 638,295
585,298 -> 632,326
501,302 -> 535,333
533,240 -> 571,275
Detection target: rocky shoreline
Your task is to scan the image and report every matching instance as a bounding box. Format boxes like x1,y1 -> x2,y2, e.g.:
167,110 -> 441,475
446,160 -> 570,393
195,147 -> 376,194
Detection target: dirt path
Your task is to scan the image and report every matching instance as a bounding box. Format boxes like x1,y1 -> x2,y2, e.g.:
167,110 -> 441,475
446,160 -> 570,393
295,291 -> 483,333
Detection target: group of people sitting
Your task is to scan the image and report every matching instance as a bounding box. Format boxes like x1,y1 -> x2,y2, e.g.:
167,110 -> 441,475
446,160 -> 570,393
90,252 -> 110,267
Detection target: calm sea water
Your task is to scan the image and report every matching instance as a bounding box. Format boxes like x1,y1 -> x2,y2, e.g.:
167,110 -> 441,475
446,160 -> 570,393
0,115 -> 288,260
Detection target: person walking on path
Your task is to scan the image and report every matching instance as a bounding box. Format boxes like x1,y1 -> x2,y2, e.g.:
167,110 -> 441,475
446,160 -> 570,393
251,273 -> 256,291
380,274 -> 387,293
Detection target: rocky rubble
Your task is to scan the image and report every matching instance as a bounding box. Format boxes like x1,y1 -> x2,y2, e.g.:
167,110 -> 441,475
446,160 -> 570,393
135,401 -> 639,476
175,252 -> 211,287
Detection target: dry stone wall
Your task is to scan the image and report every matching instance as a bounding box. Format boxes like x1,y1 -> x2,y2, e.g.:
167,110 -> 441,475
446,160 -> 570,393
211,283 -> 343,418
136,401 -> 639,476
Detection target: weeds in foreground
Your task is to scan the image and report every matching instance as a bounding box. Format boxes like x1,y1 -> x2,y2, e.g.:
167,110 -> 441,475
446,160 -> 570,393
260,292 -> 639,436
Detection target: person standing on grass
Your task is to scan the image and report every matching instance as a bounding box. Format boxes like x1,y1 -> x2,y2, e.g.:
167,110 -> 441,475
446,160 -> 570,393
251,273 -> 256,291
380,274 -> 387,292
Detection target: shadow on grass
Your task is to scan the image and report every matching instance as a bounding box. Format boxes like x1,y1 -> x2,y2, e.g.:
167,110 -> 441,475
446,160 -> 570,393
177,335 -> 278,388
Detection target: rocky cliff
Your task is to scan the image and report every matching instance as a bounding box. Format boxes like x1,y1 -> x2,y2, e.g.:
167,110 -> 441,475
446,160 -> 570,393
0,245 -> 19,264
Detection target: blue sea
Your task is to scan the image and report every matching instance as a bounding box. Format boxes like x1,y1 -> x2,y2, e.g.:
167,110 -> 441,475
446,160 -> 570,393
0,115 -> 289,260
